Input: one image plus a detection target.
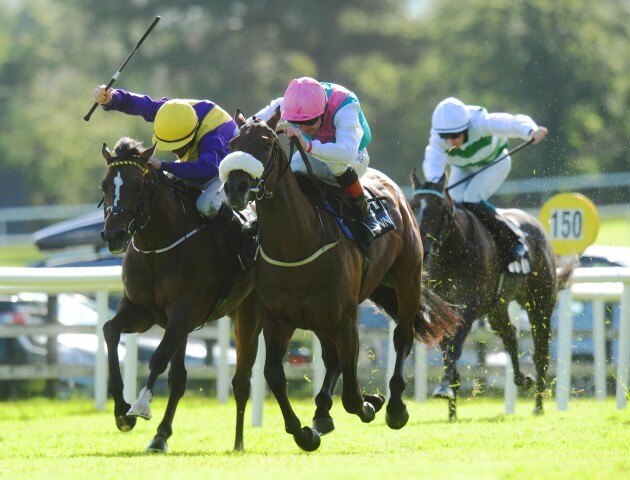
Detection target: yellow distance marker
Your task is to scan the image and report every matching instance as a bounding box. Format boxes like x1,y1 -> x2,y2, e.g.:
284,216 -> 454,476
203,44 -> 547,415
539,193 -> 599,255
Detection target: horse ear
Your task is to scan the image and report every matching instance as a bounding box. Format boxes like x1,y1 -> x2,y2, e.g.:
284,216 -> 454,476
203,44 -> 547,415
411,168 -> 421,190
102,143 -> 113,163
139,143 -> 157,164
234,109 -> 246,128
267,106 -> 281,131
438,172 -> 447,190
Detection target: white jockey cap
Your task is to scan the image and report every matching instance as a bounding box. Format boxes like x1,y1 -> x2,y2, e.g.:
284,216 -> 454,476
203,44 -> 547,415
431,97 -> 470,133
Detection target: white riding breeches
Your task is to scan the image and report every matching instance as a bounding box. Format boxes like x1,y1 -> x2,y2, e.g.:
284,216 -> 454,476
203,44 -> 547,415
290,149 -> 370,185
195,175 -> 227,218
447,156 -> 512,203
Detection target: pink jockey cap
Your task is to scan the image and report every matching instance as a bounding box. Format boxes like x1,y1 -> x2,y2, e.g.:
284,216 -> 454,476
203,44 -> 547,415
282,77 -> 327,122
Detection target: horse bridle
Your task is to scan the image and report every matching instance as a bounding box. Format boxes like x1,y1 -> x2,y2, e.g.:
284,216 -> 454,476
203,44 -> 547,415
413,187 -> 455,256
103,158 -> 158,237
238,121 -> 291,201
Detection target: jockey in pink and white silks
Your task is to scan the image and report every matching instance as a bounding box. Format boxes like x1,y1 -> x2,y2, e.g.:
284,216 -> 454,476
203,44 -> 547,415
253,77 -> 382,240
422,97 -> 548,275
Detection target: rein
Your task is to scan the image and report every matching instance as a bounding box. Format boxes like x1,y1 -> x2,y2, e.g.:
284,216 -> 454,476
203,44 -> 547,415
249,128 -> 292,200
235,120 -> 341,267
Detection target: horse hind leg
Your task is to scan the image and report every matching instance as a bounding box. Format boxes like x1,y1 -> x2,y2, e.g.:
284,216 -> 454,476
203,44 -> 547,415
385,320 -> 416,429
487,307 -> 534,390
145,345 -> 187,453
312,334 -> 341,435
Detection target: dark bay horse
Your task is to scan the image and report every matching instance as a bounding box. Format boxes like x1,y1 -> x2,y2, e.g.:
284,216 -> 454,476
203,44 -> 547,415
410,170 -> 572,420
99,137 -> 260,452
220,109 -> 461,451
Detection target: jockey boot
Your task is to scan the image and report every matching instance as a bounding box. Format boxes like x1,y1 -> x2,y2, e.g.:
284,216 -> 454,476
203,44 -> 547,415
335,167 -> 382,242
215,204 -> 258,269
463,200 -> 531,275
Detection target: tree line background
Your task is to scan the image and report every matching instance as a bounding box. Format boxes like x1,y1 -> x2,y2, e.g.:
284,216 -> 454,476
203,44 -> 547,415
0,0 -> 628,207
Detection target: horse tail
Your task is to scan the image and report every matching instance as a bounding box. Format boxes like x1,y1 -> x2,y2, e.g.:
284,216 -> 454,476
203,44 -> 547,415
367,279 -> 463,347
555,254 -> 579,291
415,272 -> 463,346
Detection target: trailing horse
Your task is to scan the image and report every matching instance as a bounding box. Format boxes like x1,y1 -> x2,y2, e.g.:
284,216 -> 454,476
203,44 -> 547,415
220,109 -> 461,451
99,137 -> 260,452
410,170 -> 573,420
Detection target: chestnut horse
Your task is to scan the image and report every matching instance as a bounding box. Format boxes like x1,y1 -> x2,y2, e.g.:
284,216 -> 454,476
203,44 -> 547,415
99,137 -> 260,452
220,110 -> 461,451
410,170 -> 572,420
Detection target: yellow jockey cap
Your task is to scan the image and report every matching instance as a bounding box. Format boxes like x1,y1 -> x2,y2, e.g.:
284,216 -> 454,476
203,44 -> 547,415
152,100 -> 199,151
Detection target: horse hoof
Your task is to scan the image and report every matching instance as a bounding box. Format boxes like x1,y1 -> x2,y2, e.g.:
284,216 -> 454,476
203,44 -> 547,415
115,415 -> 137,432
385,406 -> 409,430
364,394 -> 386,413
532,406 -> 544,416
522,375 -> 535,390
127,406 -> 152,420
294,427 -> 321,452
146,436 -> 168,453
360,401 -> 376,424
312,416 -> 335,435
433,385 -> 455,400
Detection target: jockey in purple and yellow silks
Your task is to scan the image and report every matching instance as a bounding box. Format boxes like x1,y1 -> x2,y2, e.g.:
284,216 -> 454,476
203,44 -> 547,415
253,77 -> 381,240
92,86 -> 237,221
92,86 -> 258,268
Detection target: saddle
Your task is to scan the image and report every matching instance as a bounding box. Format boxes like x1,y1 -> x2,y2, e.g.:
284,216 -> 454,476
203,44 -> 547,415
294,173 -> 395,257
462,202 -> 531,275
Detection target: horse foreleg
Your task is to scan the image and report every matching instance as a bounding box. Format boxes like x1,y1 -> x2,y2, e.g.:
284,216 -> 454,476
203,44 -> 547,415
312,334 -> 341,435
434,319 -> 473,421
231,294 -> 262,452
528,306 -> 552,415
263,320 -> 320,452
128,314 -> 190,420
145,344 -> 187,453
102,298 -> 153,432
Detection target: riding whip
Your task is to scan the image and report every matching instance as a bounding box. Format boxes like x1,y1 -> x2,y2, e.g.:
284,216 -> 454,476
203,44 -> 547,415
446,138 -> 534,192
84,15 -> 161,122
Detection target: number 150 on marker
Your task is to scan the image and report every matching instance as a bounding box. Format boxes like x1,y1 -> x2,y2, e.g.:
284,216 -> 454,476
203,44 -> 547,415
550,209 -> 584,240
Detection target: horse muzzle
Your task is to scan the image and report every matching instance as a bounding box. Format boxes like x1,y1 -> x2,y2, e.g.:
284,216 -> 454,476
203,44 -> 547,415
224,176 -> 255,212
101,228 -> 130,255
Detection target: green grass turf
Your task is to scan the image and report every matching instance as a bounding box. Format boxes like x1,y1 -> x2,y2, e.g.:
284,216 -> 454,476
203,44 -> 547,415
0,396 -> 628,480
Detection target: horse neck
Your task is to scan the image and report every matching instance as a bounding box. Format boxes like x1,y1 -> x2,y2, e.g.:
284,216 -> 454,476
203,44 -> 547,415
133,176 -> 194,248
257,163 -> 327,256
444,206 -> 477,250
